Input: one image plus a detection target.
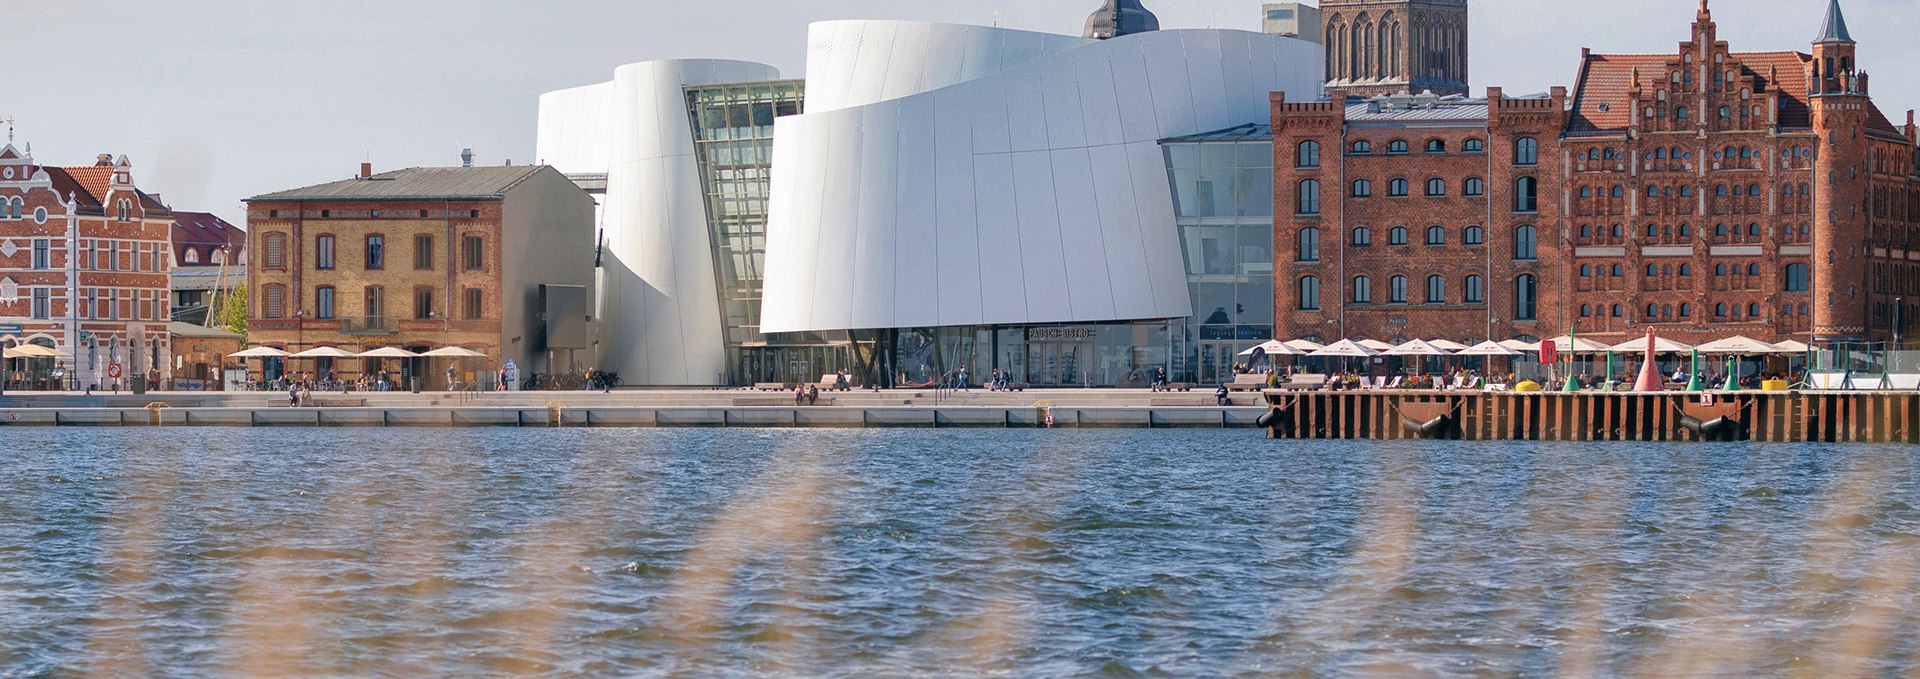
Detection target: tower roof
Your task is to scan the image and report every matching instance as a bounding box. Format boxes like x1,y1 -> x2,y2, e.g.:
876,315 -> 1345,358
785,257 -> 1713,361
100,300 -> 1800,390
1083,0 -> 1159,40
1816,0 -> 1853,44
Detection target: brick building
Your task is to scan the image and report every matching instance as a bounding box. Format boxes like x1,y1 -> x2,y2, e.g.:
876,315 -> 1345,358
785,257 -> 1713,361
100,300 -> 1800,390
1272,88 -> 1566,345
0,146 -> 173,390
245,164 -> 594,389
169,210 -> 246,324
1320,0 -> 1468,99
1276,0 -> 1920,347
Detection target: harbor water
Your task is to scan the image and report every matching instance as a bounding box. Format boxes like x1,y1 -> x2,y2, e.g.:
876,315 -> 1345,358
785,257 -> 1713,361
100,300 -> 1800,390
1,429 -> 1916,676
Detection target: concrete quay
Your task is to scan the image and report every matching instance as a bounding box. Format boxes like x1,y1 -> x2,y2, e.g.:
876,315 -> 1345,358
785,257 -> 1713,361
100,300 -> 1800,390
0,389 -> 1268,429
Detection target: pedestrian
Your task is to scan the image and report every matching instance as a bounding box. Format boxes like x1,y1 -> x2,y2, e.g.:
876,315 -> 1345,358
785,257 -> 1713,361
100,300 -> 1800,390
835,369 -> 850,392
288,383 -> 300,408
794,384 -> 806,406
497,367 -> 509,391
1215,383 -> 1231,406
1155,367 -> 1168,392
956,364 -> 969,391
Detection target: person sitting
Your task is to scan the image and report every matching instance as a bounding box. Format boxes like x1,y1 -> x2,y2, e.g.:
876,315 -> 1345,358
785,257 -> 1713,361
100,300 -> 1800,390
1215,384 -> 1231,406
806,385 -> 820,405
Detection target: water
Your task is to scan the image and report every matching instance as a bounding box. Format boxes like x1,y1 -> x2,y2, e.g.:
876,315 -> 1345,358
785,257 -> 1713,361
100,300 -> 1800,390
0,429 -> 1916,677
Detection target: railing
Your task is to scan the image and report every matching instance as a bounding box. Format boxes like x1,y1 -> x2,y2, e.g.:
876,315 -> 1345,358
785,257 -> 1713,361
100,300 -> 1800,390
340,316 -> 400,334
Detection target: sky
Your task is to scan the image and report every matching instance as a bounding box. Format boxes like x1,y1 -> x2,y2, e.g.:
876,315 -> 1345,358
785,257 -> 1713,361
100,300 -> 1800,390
5,0 -> 1916,220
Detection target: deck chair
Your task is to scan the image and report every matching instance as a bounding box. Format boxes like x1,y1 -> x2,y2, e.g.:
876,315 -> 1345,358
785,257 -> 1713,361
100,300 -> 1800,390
1382,376 -> 1404,390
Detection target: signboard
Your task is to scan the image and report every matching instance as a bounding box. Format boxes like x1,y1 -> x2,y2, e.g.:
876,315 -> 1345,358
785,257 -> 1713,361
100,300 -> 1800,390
0,324 -> 19,335
106,363 -> 123,379
1027,327 -> 1096,342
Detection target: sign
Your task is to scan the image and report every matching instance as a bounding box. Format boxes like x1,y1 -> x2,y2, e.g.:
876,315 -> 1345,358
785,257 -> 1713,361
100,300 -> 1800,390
0,324 -> 19,334
1027,327 -> 1096,342
106,363 -> 123,379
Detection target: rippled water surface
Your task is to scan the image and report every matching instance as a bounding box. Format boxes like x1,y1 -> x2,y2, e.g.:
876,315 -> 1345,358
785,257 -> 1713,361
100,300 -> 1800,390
2,429 -> 1918,677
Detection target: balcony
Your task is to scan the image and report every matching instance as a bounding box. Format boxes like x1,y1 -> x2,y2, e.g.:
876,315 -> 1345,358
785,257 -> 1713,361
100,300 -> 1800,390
340,316 -> 400,335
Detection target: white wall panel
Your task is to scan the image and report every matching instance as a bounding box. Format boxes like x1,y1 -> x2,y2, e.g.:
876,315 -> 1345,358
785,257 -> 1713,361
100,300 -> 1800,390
1073,48 -> 1124,148
971,153 -> 1026,323
1003,68 -> 1050,154
1109,43 -> 1160,143
892,94 -> 939,328
848,104 -> 900,331
1184,33 -> 1231,134
1010,151 -> 1072,322
931,90 -> 982,325
1087,142 -> 1154,312
1041,63 -> 1089,150
1049,148 -> 1116,320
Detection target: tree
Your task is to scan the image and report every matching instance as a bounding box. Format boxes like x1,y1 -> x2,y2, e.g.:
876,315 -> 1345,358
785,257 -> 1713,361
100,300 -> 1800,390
216,283 -> 248,337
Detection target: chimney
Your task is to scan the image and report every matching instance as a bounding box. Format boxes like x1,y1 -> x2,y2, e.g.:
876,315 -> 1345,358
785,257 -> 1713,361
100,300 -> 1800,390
359,162 -> 372,179
461,148 -> 474,168
96,154 -> 113,167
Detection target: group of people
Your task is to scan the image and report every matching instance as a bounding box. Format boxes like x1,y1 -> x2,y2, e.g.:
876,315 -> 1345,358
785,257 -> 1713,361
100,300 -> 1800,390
985,367 -> 1020,392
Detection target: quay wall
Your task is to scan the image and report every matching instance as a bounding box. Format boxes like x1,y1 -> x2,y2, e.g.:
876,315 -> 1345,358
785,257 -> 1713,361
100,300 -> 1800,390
0,406 -> 1269,430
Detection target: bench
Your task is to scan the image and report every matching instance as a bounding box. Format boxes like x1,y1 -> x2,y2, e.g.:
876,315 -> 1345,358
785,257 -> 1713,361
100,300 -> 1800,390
814,374 -> 854,392
1152,396 -> 1240,407
1279,374 -> 1329,391
733,397 -> 835,407
1165,382 -> 1196,392
309,398 -> 366,408
752,382 -> 791,392
1227,374 -> 1271,391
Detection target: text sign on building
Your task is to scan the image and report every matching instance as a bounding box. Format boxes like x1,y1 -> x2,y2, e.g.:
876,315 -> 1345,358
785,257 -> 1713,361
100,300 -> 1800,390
1027,327 -> 1096,342
0,324 -> 20,335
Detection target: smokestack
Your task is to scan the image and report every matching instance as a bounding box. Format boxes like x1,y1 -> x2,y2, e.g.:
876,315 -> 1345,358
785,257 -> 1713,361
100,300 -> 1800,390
96,154 -> 113,167
359,162 -> 372,179
461,148 -> 474,168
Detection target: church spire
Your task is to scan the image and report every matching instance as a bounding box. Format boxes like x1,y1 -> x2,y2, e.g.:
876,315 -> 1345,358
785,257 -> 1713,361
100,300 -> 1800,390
1083,0 -> 1159,40
1815,0 -> 1853,44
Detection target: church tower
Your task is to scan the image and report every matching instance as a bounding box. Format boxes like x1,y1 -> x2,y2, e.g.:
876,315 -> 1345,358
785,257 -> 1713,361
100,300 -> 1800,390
1320,0 -> 1468,99
1807,0 -> 1872,341
1083,0 -> 1160,40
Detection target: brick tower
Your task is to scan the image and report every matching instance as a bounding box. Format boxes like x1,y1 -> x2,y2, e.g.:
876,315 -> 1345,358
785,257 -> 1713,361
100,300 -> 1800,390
1320,0 -> 1467,99
1807,0 -> 1871,342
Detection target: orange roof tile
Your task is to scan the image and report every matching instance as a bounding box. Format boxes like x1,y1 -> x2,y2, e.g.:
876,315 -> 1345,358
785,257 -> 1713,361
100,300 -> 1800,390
1570,50 -> 1823,134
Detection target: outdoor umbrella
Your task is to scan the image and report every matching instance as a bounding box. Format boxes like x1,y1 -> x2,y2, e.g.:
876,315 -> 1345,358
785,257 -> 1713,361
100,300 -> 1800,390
1383,339 -> 1454,356
355,347 -> 421,358
1356,339 -> 1397,352
1543,335 -> 1614,353
1607,336 -> 1695,353
1310,339 -> 1381,377
228,346 -> 290,358
1498,339 -> 1539,352
422,346 -> 488,358
1771,340 -> 1812,353
1282,339 -> 1326,353
1426,339 -> 1470,352
1696,336 -> 1782,391
3,345 -> 62,358
289,347 -> 356,358
1456,341 -> 1524,356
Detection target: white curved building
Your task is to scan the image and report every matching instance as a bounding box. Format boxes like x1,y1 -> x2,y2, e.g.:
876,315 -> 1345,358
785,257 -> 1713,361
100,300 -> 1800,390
760,22 -> 1322,334
537,59 -> 780,385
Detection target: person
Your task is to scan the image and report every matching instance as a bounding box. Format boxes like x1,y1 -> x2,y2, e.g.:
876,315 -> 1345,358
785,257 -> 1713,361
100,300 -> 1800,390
794,384 -> 806,406
806,385 -> 820,405
1215,383 -> 1231,406
288,383 -> 300,408
1672,367 -> 1689,383
956,364 -> 969,391
1154,367 -> 1169,392
1266,371 -> 1281,389
835,369 -> 850,392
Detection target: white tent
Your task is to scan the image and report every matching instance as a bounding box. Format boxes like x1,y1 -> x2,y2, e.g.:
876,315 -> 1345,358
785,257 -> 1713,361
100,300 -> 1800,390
1543,335 -> 1614,354
1457,340 -> 1525,357
1607,336 -> 1695,353
356,347 -> 421,358
289,346 -> 357,358
229,346 -> 290,358
1384,339 -> 1455,356
422,346 -> 489,358
1771,339 -> 1812,354
1695,336 -> 1784,354
1310,339 -> 1381,358
1283,339 -> 1326,352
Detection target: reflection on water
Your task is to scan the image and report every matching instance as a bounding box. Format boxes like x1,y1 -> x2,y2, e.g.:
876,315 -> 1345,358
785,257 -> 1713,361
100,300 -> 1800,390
0,429 -> 1916,676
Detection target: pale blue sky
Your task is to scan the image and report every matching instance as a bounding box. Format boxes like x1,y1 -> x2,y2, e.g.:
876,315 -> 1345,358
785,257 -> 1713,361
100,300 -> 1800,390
4,0 -> 1912,219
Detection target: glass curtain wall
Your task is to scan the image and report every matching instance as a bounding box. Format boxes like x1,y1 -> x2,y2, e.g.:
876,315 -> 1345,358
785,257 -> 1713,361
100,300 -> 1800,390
686,80 -> 851,385
1164,138 -> 1276,385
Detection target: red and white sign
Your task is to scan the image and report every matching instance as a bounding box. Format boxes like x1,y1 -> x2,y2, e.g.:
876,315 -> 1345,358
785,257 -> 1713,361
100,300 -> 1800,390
106,363 -> 123,379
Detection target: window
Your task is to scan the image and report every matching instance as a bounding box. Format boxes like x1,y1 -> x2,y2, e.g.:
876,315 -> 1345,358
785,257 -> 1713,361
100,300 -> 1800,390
31,239 -> 48,269
1389,178 -> 1409,197
414,234 -> 434,270
1679,264 -> 1692,276
1611,304 -> 1623,318
1464,139 -> 1484,154
1719,106 -> 1730,119
1426,226 -> 1445,245
6,196 -> 19,219
1786,263 -> 1809,291
1514,177 -> 1538,212
1298,276 -> 1320,310
1515,137 -> 1538,166
1351,140 -> 1372,155
1426,275 -> 1445,303
1611,264 -> 1623,277
1464,226 -> 1484,245
1389,275 -> 1408,304
316,235 -> 336,270
1581,264 -> 1592,276
183,248 -> 200,265
463,288 -> 484,320
1647,224 -> 1660,237
364,286 -> 385,319
1581,304 -> 1592,317
1715,264 -> 1728,276
1296,140 -> 1321,168
1296,180 -> 1320,215
1352,179 -> 1372,198
1426,178 -> 1445,196
463,236 -> 484,270
316,286 -> 336,320
365,235 -> 385,269
1425,139 -> 1446,154
30,288 -> 48,319
414,286 -> 435,320
1353,276 -> 1373,304
1677,106 -> 1688,121
1297,227 -> 1320,262
1514,275 -> 1538,320
1748,303 -> 1761,317
263,232 -> 287,269
1389,226 -> 1409,246
1352,227 -> 1372,247
1581,187 -> 1593,199
1464,275 -> 1484,303
1463,177 -> 1484,196
1715,303 -> 1728,317
263,284 -> 287,319
107,242 -> 118,271
1388,140 -> 1409,155
1514,225 -> 1537,260
1747,263 -> 1760,276
1680,303 -> 1692,317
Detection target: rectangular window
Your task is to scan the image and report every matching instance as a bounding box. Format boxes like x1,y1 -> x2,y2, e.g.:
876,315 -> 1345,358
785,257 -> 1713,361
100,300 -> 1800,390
414,286 -> 435,320
414,235 -> 434,270
82,289 -> 94,319
30,288 -> 49,319
31,239 -> 48,269
316,287 -> 335,320
263,233 -> 286,269
316,235 -> 336,270
109,290 -> 120,320
83,241 -> 93,271
108,242 -> 119,271
463,288 -> 483,320
364,287 -> 385,319
365,235 -> 385,269
462,235 -> 484,271
263,285 -> 285,319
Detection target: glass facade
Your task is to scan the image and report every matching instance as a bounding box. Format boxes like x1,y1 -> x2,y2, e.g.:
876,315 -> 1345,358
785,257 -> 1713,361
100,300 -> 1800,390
884,322 -> 1173,388
685,80 -> 853,385
1164,138 -> 1276,385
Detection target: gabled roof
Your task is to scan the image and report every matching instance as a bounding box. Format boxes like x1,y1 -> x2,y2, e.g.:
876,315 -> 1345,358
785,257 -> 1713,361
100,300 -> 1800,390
1816,0 -> 1853,44
172,210 -> 244,247
248,165 -> 549,202
39,165 -> 169,213
1569,51 -> 1820,133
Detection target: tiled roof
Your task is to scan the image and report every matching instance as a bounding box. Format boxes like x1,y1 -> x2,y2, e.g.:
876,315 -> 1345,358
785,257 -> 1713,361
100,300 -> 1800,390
1346,100 -> 1492,123
1736,51 -> 1813,129
1569,53 -> 1673,133
249,166 -> 549,202
39,165 -> 169,212
172,210 -> 243,246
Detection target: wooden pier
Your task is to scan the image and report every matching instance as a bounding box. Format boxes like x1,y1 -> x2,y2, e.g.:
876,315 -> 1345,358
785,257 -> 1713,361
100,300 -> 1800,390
1260,391 -> 1920,443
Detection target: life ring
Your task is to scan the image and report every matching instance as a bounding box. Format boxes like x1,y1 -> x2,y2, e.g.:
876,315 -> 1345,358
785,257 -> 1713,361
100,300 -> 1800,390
1700,392 -> 1716,406
1043,410 -> 1055,428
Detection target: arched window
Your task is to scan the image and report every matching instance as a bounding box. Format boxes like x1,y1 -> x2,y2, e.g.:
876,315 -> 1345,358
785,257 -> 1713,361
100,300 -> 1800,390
1514,275 -> 1538,320
1655,148 -> 1668,160
1679,186 -> 1693,197
1715,224 -> 1728,237
1389,178 -> 1409,197
1513,225 -> 1537,260
1646,224 -> 1659,237
1425,139 -> 1446,154
1515,177 -> 1538,212
1296,140 -> 1321,168
1389,226 -> 1409,246
1351,140 -> 1372,155
1298,276 -> 1320,310
1679,264 -> 1692,276
1715,185 -> 1728,197
1352,226 -> 1372,246
1425,225 -> 1445,245
1463,225 -> 1484,245
1680,303 -> 1692,317
1611,264 -> 1623,277
1580,187 -> 1592,198
1677,106 -> 1689,120
1785,263 -> 1809,291
1389,275 -> 1408,304
1352,179 -> 1373,197
1352,275 -> 1372,304
1463,177 -> 1484,196
1611,224 -> 1622,237
1747,185 -> 1760,198
1388,140 -> 1409,155
1611,304 -> 1623,317
262,232 -> 288,269
1647,264 -> 1659,277
182,248 -> 200,265
1611,185 -> 1623,198
1426,178 -> 1445,196
1464,275 -> 1483,303
1463,139 -> 1484,153
1515,137 -> 1538,166
1647,186 -> 1661,198
1715,264 -> 1728,276
1580,225 -> 1592,238
1580,264 -> 1592,277
5,197 -> 19,219
1748,303 -> 1761,317
1297,227 -> 1320,262
1426,275 -> 1445,303
1679,224 -> 1693,237
1647,303 -> 1659,318
1580,304 -> 1592,318
1747,263 -> 1760,276
1296,180 -> 1320,215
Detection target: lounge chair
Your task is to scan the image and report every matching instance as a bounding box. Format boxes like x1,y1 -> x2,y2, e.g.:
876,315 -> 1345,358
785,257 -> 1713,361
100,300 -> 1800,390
1382,376 -> 1404,390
